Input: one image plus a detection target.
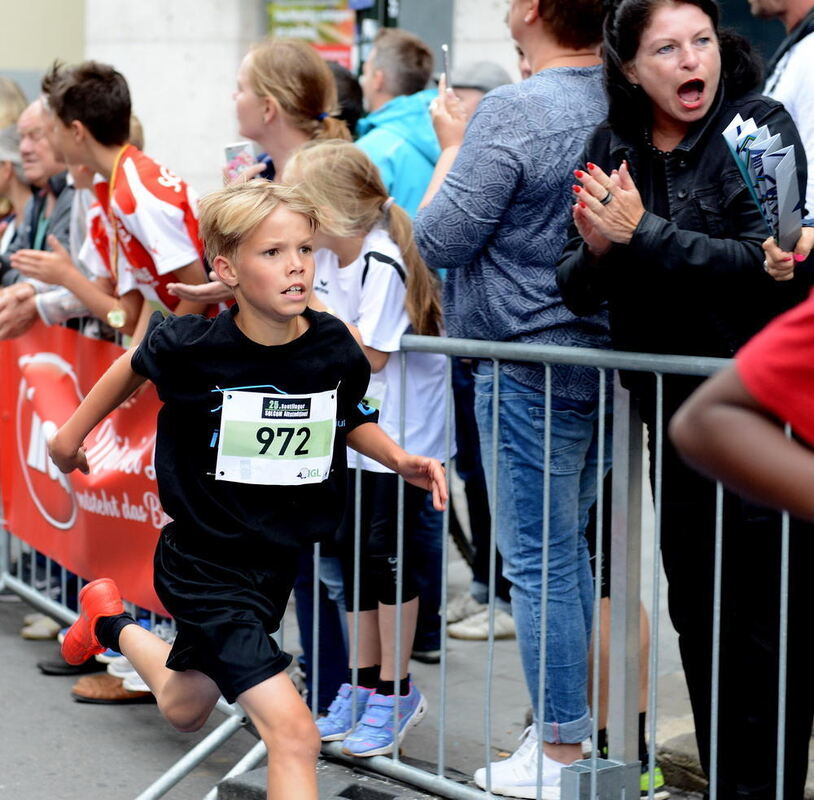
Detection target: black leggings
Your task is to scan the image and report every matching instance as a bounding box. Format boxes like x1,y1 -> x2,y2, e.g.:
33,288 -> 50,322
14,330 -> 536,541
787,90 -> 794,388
336,470 -> 427,611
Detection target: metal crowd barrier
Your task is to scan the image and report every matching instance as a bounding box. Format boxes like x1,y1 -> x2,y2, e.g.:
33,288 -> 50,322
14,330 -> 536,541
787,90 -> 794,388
2,333 -> 797,799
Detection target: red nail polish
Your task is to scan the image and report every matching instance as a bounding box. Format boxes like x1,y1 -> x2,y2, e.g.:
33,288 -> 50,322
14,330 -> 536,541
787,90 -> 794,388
579,201 -> 587,208
573,185 -> 581,192
587,162 -> 596,170
794,253 -> 806,262
574,170 -> 584,178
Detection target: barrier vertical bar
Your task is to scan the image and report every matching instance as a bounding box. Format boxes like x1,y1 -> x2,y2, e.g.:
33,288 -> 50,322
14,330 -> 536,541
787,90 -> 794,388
646,374 -> 664,797
437,355 -> 454,777
484,358 -> 500,796
536,366 -> 552,800
776,426 -> 792,800
608,373 -> 642,797
311,541 -> 321,718
349,464 -> 363,732
589,368 -> 608,800
392,350 -> 407,761
709,482 -> 724,800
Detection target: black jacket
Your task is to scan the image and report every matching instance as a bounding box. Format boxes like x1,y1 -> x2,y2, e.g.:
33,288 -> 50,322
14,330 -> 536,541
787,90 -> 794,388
556,89 -> 811,361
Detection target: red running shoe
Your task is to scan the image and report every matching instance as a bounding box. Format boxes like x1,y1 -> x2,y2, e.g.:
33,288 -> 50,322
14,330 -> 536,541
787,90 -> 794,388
62,578 -> 125,665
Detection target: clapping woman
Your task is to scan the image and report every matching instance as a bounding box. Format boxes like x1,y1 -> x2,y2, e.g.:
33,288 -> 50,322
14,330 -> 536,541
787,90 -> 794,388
557,1 -> 813,795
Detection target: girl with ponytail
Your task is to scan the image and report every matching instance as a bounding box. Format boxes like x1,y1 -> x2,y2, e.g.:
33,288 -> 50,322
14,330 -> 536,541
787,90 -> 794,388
282,139 -> 446,757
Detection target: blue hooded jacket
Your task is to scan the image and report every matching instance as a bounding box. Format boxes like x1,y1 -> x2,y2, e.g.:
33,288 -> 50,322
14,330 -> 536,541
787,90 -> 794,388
356,88 -> 441,218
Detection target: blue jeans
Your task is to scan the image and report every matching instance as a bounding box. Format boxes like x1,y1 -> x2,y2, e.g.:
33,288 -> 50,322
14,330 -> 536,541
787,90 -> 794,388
473,363 -> 608,744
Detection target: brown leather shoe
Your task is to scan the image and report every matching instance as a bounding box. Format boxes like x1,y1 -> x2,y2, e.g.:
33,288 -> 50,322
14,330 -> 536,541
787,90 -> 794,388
71,673 -> 156,705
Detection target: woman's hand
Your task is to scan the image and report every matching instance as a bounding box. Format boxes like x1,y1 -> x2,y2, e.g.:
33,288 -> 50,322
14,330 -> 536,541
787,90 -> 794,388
166,270 -> 233,303
574,161 -> 645,245
429,74 -> 468,150
762,228 -> 814,281
10,235 -> 77,285
222,161 -> 266,187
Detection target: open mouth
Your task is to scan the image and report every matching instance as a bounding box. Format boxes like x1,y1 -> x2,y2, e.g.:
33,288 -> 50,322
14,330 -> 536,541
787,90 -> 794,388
282,286 -> 305,296
677,79 -> 705,108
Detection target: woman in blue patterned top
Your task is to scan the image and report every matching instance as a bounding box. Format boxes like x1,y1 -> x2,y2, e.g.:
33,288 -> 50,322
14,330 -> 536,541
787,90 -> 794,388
414,1 -> 609,796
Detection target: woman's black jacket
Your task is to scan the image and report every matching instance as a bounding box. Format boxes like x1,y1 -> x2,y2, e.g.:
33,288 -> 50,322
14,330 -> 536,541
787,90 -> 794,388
556,88 -> 810,361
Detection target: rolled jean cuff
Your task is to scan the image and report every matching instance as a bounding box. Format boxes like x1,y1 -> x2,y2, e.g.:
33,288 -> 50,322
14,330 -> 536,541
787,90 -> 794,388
542,709 -> 592,744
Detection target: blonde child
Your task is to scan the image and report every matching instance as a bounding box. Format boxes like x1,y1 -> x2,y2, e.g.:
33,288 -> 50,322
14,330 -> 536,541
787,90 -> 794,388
282,141 -> 448,757
51,180 -> 446,799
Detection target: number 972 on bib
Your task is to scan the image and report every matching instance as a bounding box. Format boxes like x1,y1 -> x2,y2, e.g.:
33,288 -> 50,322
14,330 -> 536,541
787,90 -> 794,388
215,388 -> 337,486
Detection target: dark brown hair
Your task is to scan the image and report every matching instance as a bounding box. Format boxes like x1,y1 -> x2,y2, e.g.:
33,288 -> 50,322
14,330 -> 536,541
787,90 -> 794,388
542,0 -> 605,50
42,61 -> 131,146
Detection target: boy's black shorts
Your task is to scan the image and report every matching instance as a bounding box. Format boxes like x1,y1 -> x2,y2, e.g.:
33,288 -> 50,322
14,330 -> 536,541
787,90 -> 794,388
153,523 -> 298,704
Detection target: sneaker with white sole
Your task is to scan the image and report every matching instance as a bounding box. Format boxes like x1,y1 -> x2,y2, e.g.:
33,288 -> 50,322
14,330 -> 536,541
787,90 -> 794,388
316,683 -> 374,741
474,725 -> 563,799
342,681 -> 427,757
448,608 -> 516,640
106,656 -> 137,679
122,673 -> 151,693
446,593 -> 487,624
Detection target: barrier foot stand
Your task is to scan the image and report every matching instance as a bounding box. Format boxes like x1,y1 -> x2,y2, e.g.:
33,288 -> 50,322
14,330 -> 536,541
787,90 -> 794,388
561,759 -> 641,800
202,739 -> 267,800
134,713 -> 246,800
322,741 -> 487,799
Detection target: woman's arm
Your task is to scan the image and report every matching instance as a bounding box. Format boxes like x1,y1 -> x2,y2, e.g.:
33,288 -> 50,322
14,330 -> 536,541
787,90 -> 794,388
49,348 -> 148,474
346,423 -> 448,511
414,89 -> 525,272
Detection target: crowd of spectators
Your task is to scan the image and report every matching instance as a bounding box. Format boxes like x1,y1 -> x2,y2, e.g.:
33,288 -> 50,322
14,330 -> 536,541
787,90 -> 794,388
2,0 -> 814,797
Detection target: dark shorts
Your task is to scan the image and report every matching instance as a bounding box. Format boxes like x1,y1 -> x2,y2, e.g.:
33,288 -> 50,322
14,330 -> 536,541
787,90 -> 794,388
153,524 -> 298,704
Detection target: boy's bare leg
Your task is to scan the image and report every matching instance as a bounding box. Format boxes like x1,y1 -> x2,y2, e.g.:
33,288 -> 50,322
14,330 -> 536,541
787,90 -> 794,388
346,609 -> 381,669
239,671 -> 320,800
118,624 -> 221,732
377,597 -> 418,681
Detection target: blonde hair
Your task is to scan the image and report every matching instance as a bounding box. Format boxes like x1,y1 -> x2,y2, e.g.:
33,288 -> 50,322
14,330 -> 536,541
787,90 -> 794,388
246,39 -> 352,143
283,140 -> 442,337
129,114 -> 144,150
198,179 -> 321,265
0,77 -> 27,129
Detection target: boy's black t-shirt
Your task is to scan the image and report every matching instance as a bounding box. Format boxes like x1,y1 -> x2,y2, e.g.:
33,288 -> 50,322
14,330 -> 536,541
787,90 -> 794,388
131,306 -> 375,561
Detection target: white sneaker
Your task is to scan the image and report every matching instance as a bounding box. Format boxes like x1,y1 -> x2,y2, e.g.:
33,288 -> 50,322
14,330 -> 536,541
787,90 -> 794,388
122,673 -> 151,693
448,608 -> 516,640
107,656 -> 136,679
473,726 -> 563,799
446,593 -> 486,624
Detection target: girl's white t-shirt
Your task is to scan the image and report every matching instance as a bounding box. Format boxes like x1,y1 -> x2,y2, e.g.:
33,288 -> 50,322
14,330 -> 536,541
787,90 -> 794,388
313,227 -> 450,473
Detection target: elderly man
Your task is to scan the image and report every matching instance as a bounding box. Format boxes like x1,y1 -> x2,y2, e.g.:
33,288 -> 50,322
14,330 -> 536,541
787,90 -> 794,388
0,98 -> 74,340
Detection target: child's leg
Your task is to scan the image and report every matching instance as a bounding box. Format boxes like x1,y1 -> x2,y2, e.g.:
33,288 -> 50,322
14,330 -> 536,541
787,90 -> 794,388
118,624 -> 221,732
346,609 -> 381,669
377,598 -> 418,682
238,671 -> 321,800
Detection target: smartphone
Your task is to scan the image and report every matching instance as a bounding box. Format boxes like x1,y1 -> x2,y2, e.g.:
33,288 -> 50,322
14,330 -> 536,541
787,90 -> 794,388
224,142 -> 255,182
441,43 -> 451,90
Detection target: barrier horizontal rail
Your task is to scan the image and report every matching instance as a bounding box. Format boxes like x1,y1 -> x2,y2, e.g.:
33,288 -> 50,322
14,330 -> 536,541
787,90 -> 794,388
401,334 -> 731,377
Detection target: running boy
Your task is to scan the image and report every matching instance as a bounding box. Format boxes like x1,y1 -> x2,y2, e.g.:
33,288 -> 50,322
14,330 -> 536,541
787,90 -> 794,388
50,180 -> 447,800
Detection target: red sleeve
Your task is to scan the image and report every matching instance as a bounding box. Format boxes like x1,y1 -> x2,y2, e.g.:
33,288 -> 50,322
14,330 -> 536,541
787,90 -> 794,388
736,288 -> 814,447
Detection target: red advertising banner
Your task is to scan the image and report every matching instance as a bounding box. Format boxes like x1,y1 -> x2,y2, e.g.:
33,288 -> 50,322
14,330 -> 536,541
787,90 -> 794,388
0,323 -> 168,614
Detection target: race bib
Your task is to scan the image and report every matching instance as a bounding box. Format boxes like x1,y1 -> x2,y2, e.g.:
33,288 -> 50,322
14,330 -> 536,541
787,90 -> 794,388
215,388 -> 336,485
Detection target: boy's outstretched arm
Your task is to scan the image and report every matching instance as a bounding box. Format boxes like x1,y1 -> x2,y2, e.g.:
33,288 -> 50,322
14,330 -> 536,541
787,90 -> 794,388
669,365 -> 814,521
49,348 -> 148,475
346,423 -> 448,512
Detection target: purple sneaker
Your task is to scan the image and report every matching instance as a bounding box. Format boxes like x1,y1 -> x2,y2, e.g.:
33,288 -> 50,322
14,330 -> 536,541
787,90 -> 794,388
316,683 -> 374,741
342,680 -> 427,757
